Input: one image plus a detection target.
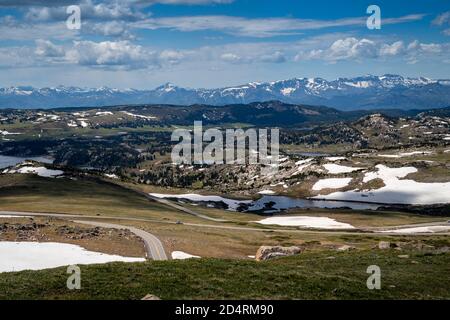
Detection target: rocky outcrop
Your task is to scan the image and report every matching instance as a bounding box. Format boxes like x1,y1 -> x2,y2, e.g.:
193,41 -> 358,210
255,246 -> 303,261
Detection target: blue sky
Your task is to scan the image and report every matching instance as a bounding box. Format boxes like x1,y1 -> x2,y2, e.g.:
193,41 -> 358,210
0,0 -> 449,89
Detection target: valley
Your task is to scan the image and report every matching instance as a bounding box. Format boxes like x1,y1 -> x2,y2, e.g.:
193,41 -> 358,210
0,99 -> 449,300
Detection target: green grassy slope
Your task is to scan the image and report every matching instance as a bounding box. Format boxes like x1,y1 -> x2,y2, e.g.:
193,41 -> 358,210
1,250 -> 449,300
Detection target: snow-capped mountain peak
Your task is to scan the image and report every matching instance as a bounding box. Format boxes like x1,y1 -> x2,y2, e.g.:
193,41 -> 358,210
1,74 -> 449,110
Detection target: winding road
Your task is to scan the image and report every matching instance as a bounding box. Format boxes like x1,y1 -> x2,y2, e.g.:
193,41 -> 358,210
74,220 -> 168,261
1,210 -> 449,238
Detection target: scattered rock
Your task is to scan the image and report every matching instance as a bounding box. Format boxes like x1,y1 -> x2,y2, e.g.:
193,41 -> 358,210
414,242 -> 435,251
255,246 -> 303,261
336,245 -> 356,252
141,294 -> 161,300
378,241 -> 397,249
434,246 -> 450,254
398,255 -> 409,259
56,225 -> 102,239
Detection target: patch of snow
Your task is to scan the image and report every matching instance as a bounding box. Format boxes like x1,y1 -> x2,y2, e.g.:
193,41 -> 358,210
325,157 -> 346,161
315,164 -> 450,205
79,120 -> 89,128
7,166 -> 63,178
104,173 -> 118,179
0,130 -> 21,136
313,178 -> 352,191
258,190 -> 275,195
0,242 -> 145,273
280,87 -> 295,96
121,111 -> 156,120
378,151 -> 432,158
171,251 -> 200,260
255,216 -> 355,229
323,163 -> 362,174
382,226 -> 450,234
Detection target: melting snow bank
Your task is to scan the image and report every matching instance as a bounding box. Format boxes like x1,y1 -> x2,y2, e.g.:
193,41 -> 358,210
171,251 -> 200,260
323,164 -> 363,174
325,157 -> 346,162
314,164 -> 450,205
377,151 -> 433,158
121,111 -> 156,120
3,166 -> 63,178
258,189 -> 275,195
313,178 -> 352,191
381,226 -> 450,234
256,216 -> 355,229
0,242 -> 145,273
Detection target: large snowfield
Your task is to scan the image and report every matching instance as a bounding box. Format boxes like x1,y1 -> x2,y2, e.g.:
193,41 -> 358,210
314,164 -> 450,205
256,216 -> 355,229
0,242 -> 145,273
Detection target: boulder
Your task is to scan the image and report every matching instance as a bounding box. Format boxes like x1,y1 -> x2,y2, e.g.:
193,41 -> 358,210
378,241 -> 392,249
255,246 -> 303,261
141,294 -> 161,300
336,245 -> 356,252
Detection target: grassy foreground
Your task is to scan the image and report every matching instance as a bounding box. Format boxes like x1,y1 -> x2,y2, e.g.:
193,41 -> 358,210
1,250 -> 449,300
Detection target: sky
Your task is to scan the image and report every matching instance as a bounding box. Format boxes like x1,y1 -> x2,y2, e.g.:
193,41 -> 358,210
0,0 -> 449,89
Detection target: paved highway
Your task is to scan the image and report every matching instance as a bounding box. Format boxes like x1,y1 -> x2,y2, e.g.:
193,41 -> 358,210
74,220 -> 168,261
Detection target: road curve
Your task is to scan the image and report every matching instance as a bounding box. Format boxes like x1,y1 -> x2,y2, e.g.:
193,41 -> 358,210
73,220 -> 168,261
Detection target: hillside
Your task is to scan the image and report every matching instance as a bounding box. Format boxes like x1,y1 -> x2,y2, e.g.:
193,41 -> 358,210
1,249 -> 449,300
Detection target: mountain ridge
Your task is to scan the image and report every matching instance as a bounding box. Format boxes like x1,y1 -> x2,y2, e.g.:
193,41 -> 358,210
1,74 -> 450,110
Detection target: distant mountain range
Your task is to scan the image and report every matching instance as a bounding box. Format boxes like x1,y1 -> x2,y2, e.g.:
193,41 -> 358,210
1,74 -> 450,110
